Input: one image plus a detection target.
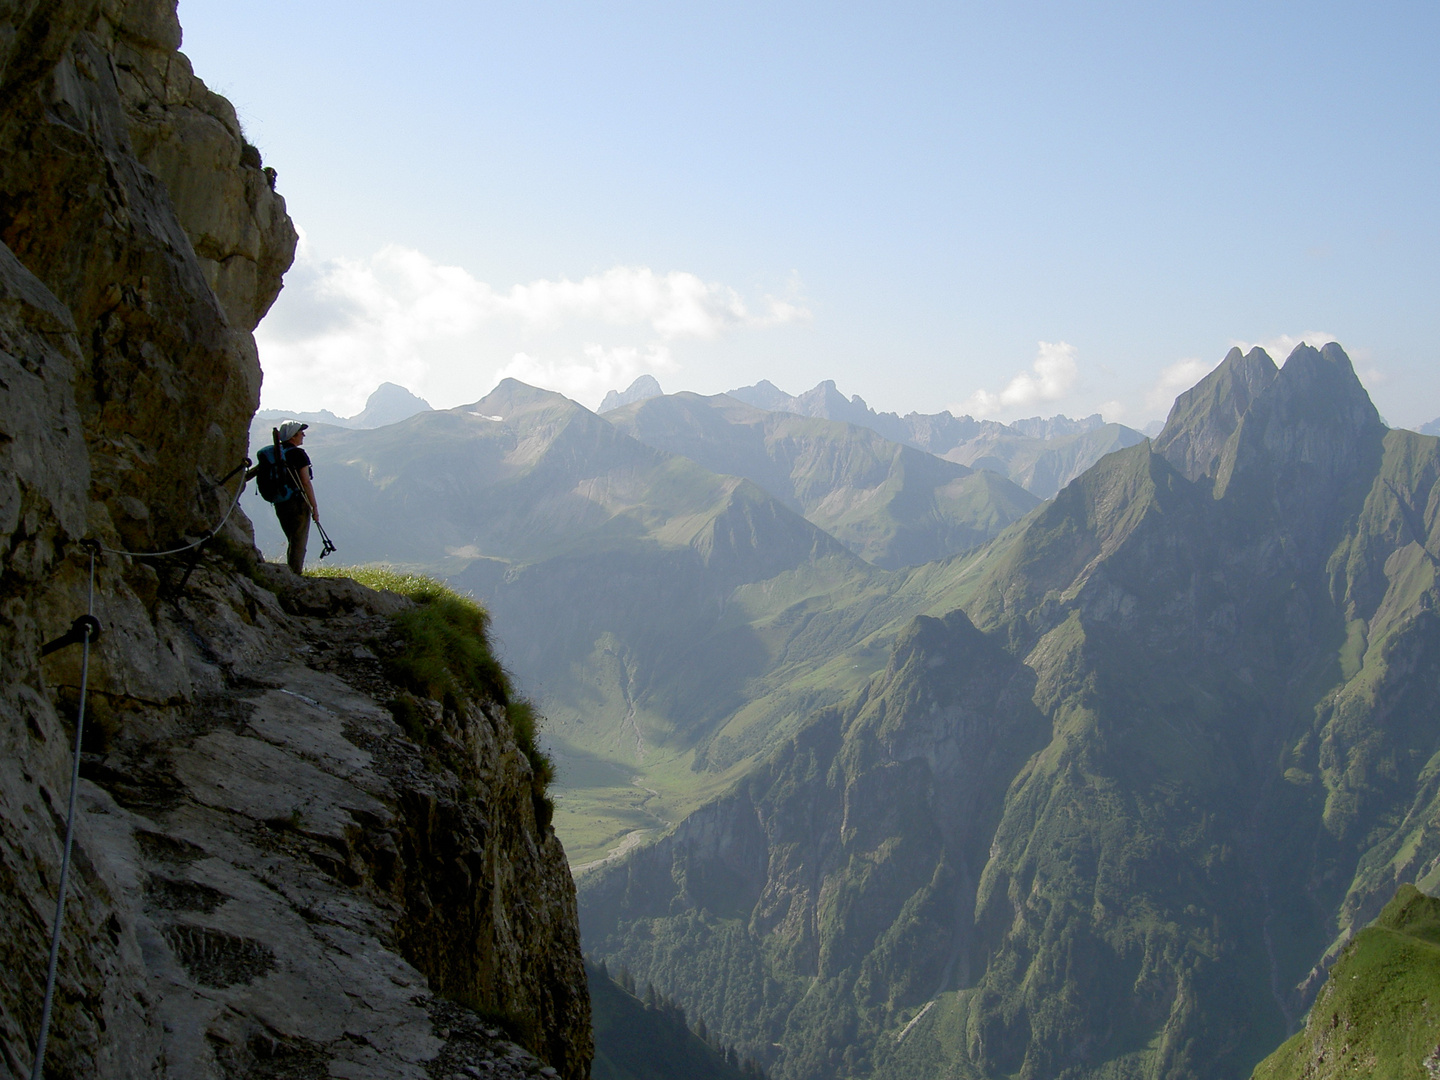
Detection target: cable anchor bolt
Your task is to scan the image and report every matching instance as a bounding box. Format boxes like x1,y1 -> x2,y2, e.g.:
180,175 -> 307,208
40,615 -> 103,657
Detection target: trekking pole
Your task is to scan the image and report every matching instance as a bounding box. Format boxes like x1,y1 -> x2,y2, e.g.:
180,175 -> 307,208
288,470 -> 336,559
313,516 -> 337,559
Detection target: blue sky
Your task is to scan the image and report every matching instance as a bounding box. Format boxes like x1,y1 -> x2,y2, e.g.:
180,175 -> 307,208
180,0 -> 1440,427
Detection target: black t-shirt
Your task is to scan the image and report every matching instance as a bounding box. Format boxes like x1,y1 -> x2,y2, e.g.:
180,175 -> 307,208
281,445 -> 311,477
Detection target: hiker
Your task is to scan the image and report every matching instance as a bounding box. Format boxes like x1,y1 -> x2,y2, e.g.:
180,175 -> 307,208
258,420 -> 320,573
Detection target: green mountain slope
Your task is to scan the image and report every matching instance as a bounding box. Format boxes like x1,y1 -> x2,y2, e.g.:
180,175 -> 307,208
1252,884 -> 1440,1080
604,392 -> 1039,569
579,343 -> 1440,1080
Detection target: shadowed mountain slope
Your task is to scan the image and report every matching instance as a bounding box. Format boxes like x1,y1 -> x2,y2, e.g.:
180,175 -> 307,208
605,392 -> 1039,568
589,961 -> 763,1080
580,343 -> 1440,1080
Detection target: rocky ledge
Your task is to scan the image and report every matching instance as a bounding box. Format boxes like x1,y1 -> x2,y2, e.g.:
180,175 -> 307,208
13,561 -> 591,1079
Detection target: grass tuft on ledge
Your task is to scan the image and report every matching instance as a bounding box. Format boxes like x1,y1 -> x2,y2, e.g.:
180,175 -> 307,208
307,564 -> 555,811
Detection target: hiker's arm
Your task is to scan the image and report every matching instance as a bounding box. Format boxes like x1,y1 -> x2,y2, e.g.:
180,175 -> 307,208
299,471 -> 319,521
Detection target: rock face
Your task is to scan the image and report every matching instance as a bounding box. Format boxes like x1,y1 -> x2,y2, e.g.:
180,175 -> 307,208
0,2 -> 590,1077
0,0 -> 294,556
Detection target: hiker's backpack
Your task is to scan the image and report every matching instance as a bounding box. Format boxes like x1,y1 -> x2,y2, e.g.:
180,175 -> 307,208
255,430 -> 296,503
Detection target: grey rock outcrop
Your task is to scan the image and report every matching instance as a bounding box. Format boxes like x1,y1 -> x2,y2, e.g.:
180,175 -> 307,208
0,1 -> 590,1076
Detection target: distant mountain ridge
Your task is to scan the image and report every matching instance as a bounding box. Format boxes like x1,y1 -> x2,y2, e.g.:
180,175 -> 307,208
257,380 -> 432,429
728,377 -> 1109,445
604,392 -> 1040,569
727,378 -> 1146,498
600,374 -> 664,413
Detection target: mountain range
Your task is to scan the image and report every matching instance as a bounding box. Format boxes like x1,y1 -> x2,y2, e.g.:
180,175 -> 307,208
603,392 -> 1040,569
250,348 -> 1440,1078
725,378 -> 1148,499
245,381 -> 1128,863
577,343 -> 1440,1080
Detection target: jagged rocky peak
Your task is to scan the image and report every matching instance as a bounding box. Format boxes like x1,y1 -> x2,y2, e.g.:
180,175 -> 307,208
1155,342 -> 1384,498
793,378 -> 862,415
1153,345 -> 1279,482
351,381 -> 432,428
726,378 -> 792,411
598,373 -> 663,413
1213,341 -> 1385,502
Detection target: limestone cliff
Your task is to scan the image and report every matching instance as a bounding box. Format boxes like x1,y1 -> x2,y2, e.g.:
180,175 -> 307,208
0,2 -> 590,1076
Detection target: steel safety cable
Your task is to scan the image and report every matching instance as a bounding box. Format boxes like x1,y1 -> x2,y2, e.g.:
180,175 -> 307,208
30,548 -> 96,1080
96,460 -> 250,559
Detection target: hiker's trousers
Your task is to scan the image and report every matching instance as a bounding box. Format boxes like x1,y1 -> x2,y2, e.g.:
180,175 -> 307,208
276,497 -> 311,574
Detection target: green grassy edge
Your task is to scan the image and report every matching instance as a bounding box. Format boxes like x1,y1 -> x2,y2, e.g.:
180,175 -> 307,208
306,563 -> 556,808
1251,884 -> 1440,1080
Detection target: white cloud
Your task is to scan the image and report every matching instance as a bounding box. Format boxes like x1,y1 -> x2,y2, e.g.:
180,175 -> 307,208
963,341 -> 1079,417
254,246 -> 809,413
1145,356 -> 1219,414
501,266 -> 805,338
1231,331 -> 1340,365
